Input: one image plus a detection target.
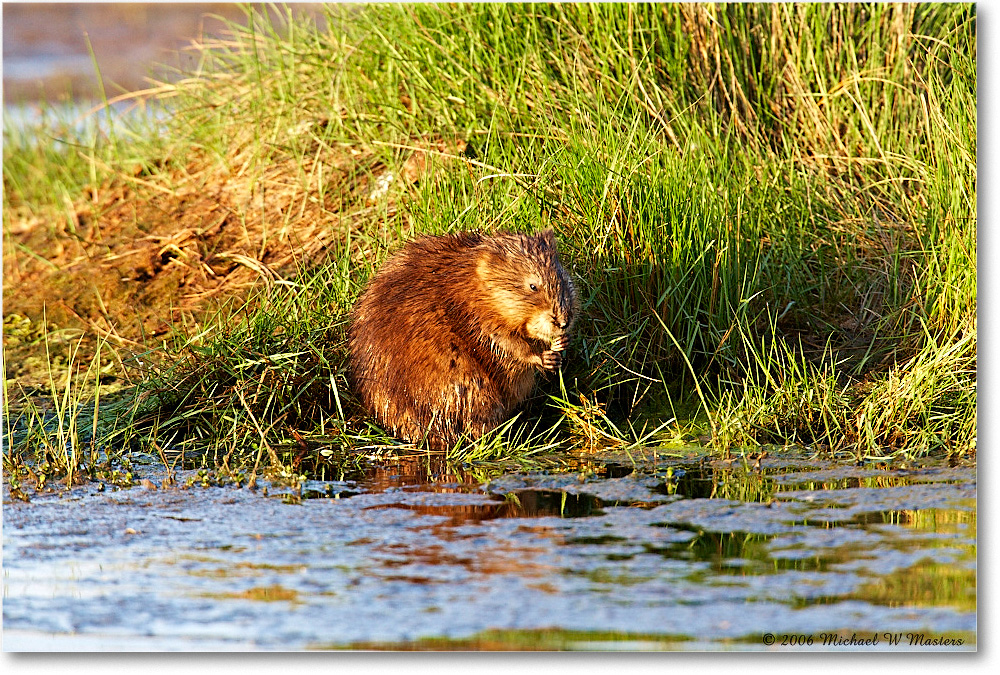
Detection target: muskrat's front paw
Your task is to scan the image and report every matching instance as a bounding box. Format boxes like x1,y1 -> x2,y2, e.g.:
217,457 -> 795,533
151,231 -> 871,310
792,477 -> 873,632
550,335 -> 570,352
542,349 -> 563,371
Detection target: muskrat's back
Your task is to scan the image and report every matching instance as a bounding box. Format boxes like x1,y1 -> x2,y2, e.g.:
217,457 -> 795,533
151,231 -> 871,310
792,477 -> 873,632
348,229 -> 578,448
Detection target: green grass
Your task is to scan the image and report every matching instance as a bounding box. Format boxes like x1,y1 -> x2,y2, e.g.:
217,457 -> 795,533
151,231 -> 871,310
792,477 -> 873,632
2,314 -> 142,498
2,3 -> 976,483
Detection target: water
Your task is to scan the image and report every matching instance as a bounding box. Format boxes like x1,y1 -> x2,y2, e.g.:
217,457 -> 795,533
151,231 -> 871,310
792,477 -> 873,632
2,453 -> 976,651
3,4 -> 326,105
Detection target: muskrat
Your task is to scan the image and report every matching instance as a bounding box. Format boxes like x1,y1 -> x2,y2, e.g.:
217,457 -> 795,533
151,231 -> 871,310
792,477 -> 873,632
348,228 -> 578,449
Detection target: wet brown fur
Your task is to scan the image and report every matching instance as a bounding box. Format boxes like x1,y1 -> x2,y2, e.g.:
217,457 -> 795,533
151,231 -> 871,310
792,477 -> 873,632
348,229 -> 578,449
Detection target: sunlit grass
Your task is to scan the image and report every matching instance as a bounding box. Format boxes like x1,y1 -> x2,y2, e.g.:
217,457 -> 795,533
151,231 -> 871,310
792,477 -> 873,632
2,317 -> 141,497
2,3 -> 976,481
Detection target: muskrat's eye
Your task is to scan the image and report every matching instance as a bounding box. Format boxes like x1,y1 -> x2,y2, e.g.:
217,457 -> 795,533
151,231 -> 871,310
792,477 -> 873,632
529,283 -> 538,292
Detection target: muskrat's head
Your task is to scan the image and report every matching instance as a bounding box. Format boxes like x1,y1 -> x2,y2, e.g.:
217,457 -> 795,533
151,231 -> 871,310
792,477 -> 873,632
476,228 -> 578,344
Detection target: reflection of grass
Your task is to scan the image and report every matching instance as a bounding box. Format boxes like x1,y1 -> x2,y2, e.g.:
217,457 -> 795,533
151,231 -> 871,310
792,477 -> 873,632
852,561 -> 976,612
3,4 -> 976,477
910,502 -> 977,535
200,584 -> 301,603
891,506 -> 978,609
329,625 -> 976,650
186,562 -> 304,578
327,628 -> 695,651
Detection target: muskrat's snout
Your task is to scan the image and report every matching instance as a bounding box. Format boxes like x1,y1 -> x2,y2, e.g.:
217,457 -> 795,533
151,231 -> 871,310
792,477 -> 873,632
553,294 -> 575,332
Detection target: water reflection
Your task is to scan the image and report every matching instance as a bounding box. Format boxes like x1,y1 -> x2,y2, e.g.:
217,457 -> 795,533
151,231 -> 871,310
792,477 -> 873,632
3,456 -> 976,650
366,490 -> 606,523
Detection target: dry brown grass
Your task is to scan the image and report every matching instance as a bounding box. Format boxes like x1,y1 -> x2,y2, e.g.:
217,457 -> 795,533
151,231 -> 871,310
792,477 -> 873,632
3,124 -> 470,350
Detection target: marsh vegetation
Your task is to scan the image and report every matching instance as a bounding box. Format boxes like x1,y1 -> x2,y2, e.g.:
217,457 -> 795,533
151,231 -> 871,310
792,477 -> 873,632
3,3 -> 976,491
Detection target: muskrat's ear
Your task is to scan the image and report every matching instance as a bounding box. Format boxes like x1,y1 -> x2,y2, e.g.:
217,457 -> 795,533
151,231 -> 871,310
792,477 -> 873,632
537,228 -> 556,250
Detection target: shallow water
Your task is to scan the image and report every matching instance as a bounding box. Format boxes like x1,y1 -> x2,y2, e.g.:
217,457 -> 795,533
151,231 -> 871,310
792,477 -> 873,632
3,3 -> 327,104
2,453 -> 976,651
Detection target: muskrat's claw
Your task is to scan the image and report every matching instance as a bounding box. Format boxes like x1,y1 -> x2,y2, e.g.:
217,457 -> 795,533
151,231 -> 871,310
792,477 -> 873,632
551,335 -> 570,352
542,349 -> 563,371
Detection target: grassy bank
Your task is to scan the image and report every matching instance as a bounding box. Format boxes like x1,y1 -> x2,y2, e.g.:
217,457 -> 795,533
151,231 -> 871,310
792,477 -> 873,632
3,3 -> 976,486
